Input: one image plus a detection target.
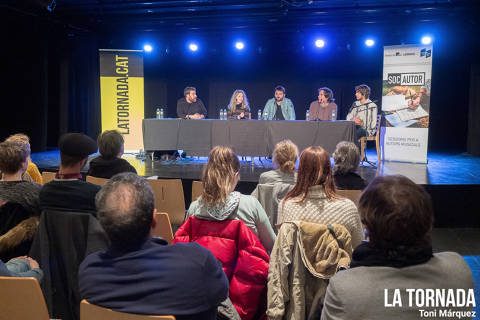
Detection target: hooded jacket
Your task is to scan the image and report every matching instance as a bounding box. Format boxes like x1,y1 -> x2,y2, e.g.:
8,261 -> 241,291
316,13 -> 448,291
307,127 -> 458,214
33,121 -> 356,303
186,192 -> 276,252
267,221 -> 353,320
174,216 -> 270,320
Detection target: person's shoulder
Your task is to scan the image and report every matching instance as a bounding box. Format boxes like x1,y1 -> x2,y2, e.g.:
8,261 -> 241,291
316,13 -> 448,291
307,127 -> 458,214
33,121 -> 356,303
334,197 -> 358,212
430,252 -> 472,273
239,193 -> 262,207
177,97 -> 186,104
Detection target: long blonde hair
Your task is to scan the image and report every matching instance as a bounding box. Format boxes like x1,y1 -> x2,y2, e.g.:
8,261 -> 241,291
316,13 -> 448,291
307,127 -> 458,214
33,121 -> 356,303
201,146 -> 240,207
228,90 -> 250,113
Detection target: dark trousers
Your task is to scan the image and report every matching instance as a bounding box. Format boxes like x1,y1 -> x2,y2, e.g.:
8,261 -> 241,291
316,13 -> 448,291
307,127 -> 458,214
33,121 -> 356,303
355,126 -> 367,148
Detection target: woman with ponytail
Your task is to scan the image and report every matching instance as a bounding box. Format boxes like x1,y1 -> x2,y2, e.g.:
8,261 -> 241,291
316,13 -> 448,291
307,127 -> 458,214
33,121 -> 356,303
186,146 -> 276,251
278,146 -> 363,248
259,140 -> 298,185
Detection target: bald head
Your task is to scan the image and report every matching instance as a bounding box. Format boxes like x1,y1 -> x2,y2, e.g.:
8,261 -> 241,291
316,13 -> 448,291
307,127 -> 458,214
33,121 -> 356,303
96,172 -> 154,250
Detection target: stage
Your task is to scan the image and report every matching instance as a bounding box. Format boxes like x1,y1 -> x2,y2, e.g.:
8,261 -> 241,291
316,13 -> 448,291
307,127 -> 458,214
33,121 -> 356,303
32,148 -> 480,228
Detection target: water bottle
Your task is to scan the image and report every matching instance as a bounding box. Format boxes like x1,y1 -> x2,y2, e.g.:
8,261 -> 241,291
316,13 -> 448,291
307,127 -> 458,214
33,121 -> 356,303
331,109 -> 336,121
219,109 -> 223,120
224,109 -> 228,120
263,111 -> 268,120
156,108 -> 161,119
258,109 -> 262,120
160,108 -> 164,119
306,110 -> 310,121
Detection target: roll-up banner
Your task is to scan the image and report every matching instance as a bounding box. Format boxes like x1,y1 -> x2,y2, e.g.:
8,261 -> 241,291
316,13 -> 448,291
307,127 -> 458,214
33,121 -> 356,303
381,44 -> 433,163
99,49 -> 144,151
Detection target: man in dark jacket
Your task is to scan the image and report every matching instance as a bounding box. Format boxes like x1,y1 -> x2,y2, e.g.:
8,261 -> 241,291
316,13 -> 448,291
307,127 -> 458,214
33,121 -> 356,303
79,173 -> 229,319
177,86 -> 207,119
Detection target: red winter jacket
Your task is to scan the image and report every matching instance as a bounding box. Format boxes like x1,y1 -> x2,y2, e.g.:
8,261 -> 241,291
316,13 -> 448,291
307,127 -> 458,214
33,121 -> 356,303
173,216 -> 269,320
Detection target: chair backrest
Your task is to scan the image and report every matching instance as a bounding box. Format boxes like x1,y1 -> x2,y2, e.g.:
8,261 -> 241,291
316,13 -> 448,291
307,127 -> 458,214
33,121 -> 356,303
337,189 -> 362,206
41,171 -> 56,184
152,212 -> 174,244
0,277 -> 50,320
374,114 -> 382,137
86,175 -> 108,186
191,180 -> 203,202
148,179 -> 186,225
81,300 -> 175,320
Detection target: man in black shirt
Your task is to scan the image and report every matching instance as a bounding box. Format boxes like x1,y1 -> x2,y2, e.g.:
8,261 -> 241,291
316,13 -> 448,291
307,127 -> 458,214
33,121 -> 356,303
176,87 -> 208,119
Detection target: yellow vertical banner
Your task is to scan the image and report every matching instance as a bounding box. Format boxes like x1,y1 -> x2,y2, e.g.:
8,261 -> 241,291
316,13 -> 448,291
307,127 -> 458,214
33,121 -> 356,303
99,49 -> 144,151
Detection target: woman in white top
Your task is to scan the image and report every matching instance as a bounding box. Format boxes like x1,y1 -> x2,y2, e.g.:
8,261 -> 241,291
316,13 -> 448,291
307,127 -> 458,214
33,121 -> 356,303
278,146 -> 363,248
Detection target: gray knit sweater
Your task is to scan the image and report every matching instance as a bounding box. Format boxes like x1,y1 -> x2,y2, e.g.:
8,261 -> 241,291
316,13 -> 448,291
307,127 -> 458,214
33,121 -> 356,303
0,181 -> 42,216
277,185 -> 363,248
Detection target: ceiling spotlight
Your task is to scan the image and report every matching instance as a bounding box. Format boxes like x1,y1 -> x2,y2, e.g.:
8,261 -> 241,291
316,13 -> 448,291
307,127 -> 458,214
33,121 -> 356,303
189,43 -> 198,52
143,44 -> 153,52
421,36 -> 432,45
235,41 -> 245,50
365,39 -> 375,47
315,39 -> 325,48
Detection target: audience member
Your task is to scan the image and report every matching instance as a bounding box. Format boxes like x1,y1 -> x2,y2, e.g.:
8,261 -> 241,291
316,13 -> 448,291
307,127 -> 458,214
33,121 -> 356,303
87,130 -> 137,179
321,175 -> 474,320
278,146 -> 363,248
4,133 -> 42,184
79,173 -> 228,319
0,141 -> 41,216
187,146 -> 276,251
258,140 -> 298,185
39,133 -> 100,214
0,256 -> 43,282
332,141 -> 367,190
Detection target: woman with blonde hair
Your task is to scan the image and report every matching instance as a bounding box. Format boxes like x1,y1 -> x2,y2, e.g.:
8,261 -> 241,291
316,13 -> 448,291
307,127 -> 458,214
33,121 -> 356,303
227,90 -> 251,120
278,146 -> 363,248
258,140 -> 298,185
186,146 -> 275,251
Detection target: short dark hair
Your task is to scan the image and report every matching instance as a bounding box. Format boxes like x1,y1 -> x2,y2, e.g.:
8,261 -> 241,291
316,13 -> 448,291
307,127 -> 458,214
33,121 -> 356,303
0,141 -> 30,174
274,85 -> 285,93
333,141 -> 360,174
97,130 -> 124,159
355,84 -> 371,99
60,153 -> 86,167
359,175 -> 433,250
96,172 -> 154,250
318,87 -> 334,103
184,86 -> 196,97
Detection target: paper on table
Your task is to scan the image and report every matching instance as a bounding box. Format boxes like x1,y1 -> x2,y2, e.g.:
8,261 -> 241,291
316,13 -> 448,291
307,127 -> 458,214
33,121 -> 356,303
382,95 -> 408,112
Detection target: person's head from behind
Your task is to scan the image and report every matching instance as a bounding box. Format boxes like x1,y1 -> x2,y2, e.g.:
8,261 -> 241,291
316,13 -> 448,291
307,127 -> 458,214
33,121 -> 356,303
274,85 -> 285,102
201,146 -> 240,207
355,84 -> 371,101
96,172 -> 155,251
0,141 -> 30,177
184,86 -> 197,103
273,140 -> 298,174
333,141 -> 360,175
284,146 -> 337,203
58,133 -> 97,171
359,175 -> 433,252
5,133 -> 31,161
97,130 -> 124,160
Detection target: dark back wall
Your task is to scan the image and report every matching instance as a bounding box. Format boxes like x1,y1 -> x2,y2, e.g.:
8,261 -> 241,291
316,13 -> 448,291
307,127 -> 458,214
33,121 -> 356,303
1,11 -> 478,154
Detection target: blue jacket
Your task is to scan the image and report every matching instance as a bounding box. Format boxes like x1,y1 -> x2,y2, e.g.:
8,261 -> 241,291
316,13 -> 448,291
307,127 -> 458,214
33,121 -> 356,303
263,98 -> 296,120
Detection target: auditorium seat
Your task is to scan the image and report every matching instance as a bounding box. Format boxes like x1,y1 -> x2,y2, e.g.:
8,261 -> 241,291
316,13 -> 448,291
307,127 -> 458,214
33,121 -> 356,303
41,171 -> 56,185
86,175 -> 108,187
152,212 -> 174,244
81,300 -> 175,320
191,180 -> 202,202
148,179 -> 186,226
0,276 -> 50,320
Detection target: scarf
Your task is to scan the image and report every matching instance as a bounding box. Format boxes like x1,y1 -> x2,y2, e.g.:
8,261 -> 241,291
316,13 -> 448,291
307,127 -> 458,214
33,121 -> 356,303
350,242 -> 433,269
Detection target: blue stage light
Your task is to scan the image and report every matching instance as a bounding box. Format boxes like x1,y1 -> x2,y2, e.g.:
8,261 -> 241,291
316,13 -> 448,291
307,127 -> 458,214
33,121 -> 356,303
421,36 -> 432,45
315,39 -> 325,48
235,41 -> 245,50
143,44 -> 153,52
189,43 -> 198,52
365,39 -> 375,47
